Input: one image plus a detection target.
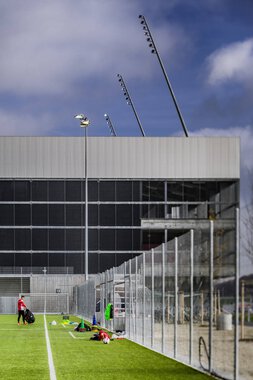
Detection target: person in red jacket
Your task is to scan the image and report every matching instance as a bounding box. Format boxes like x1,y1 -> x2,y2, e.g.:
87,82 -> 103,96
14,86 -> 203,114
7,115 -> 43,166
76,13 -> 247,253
98,330 -> 110,341
17,295 -> 27,325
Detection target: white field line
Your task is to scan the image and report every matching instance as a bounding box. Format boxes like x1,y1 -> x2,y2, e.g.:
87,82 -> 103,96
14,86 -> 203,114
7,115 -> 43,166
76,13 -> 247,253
68,331 -> 87,340
44,314 -> 57,380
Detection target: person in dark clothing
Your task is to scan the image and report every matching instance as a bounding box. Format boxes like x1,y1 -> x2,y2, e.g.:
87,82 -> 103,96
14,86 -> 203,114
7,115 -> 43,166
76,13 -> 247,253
17,295 -> 27,325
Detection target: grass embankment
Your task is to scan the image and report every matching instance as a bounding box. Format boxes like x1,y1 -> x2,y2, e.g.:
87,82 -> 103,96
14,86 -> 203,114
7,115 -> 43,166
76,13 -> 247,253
0,314 -> 213,380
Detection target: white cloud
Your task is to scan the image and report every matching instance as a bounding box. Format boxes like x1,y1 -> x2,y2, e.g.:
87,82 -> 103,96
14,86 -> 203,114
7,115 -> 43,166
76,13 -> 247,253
0,109 -> 55,136
0,0 -> 188,96
206,38 -> 253,85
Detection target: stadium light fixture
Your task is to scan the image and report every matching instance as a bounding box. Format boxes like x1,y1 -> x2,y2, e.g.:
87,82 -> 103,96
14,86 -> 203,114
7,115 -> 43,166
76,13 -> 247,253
117,73 -> 146,137
138,15 -> 189,137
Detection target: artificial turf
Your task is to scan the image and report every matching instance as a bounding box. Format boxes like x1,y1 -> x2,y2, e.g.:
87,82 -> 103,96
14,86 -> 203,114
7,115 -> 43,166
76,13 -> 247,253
0,314 -> 213,380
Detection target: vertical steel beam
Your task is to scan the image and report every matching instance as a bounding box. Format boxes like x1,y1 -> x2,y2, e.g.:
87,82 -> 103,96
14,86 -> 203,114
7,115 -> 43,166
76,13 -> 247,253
235,208 -> 239,380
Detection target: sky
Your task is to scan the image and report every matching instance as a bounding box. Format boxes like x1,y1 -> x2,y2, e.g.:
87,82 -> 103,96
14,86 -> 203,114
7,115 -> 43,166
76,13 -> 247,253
0,0 -> 253,272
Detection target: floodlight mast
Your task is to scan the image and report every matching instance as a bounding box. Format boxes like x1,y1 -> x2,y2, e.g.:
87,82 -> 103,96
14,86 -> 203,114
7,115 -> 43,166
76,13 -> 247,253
139,15 -> 189,137
104,113 -> 117,136
117,73 -> 146,137
74,114 -> 90,280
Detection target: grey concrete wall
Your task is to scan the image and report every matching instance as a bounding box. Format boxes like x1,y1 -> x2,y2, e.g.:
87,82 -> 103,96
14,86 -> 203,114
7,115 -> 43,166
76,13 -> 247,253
0,136 -> 240,179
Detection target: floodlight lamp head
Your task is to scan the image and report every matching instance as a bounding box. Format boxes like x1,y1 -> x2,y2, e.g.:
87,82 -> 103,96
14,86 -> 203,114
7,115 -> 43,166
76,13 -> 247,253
104,113 -> 108,117
74,114 -> 85,120
80,119 -> 90,127
139,15 -> 143,19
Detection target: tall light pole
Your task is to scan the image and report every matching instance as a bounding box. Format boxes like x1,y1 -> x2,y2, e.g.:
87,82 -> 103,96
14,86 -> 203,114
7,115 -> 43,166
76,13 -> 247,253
138,15 -> 189,137
117,74 -> 146,137
74,114 -> 90,280
104,113 -> 117,136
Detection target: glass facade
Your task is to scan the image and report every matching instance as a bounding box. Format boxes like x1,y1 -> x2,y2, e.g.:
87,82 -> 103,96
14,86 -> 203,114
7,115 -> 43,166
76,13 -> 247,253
0,179 -> 239,274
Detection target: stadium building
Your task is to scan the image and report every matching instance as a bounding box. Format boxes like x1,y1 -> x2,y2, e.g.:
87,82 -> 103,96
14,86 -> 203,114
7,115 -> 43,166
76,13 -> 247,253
0,136 -> 239,277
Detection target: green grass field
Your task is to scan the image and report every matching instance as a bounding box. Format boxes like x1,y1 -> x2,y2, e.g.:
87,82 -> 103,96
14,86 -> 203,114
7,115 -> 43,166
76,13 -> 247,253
0,314 -> 213,380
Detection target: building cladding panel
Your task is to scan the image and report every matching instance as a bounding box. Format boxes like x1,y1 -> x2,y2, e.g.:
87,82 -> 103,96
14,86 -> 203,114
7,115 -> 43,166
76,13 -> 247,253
0,136 -> 239,179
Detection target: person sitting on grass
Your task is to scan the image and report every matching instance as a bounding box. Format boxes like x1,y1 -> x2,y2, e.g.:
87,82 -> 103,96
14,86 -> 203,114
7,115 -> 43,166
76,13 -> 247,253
17,295 -> 27,325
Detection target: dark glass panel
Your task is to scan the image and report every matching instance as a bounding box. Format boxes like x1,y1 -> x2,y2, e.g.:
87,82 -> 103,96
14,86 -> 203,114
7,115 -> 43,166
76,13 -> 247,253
149,204 -> 164,218
133,205 -> 140,225
32,204 -> 48,226
116,205 -> 132,226
48,252 -> 65,267
142,230 -> 164,251
88,181 -> 98,201
15,252 -> 31,266
32,229 -> 48,250
15,204 -> 31,226
116,229 -> 132,250
99,181 -> 115,201
0,252 -> 14,266
206,182 -> 219,202
0,181 -> 14,201
66,204 -> 81,226
66,252 -> 83,274
100,229 -> 115,250
184,182 -> 200,201
199,183 -> 207,202
116,253 -> 134,267
116,181 -> 132,201
142,181 -> 150,201
32,181 -> 48,201
141,204 -> 149,218
0,229 -> 14,249
99,253 -> 116,272
168,182 -> 183,202
100,205 -> 115,226
0,204 -> 14,225
66,181 -> 81,201
15,229 -> 31,250
32,252 -> 48,267
49,181 -> 64,201
132,229 -> 141,250
15,181 -> 30,201
220,182 -> 236,204
87,252 -> 99,274
49,229 -> 65,250
133,181 -> 141,201
143,181 -> 164,201
88,205 -> 98,226
66,229 -> 82,250
49,204 -> 64,226
89,229 -> 98,250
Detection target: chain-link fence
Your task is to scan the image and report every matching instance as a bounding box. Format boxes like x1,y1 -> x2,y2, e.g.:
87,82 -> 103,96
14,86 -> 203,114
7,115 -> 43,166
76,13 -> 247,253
75,215 -> 249,380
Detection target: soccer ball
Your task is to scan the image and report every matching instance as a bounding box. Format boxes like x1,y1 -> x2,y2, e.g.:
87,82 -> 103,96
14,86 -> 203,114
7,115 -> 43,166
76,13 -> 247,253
103,337 -> 110,344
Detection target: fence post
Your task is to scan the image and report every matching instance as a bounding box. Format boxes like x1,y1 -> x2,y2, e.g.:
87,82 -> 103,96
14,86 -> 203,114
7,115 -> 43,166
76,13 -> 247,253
151,248 -> 154,348
127,260 -> 131,339
143,252 -> 146,346
162,243 -> 165,353
190,229 -> 194,365
235,208 -> 239,380
209,220 -> 214,373
174,237 -> 178,359
135,256 -> 138,342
